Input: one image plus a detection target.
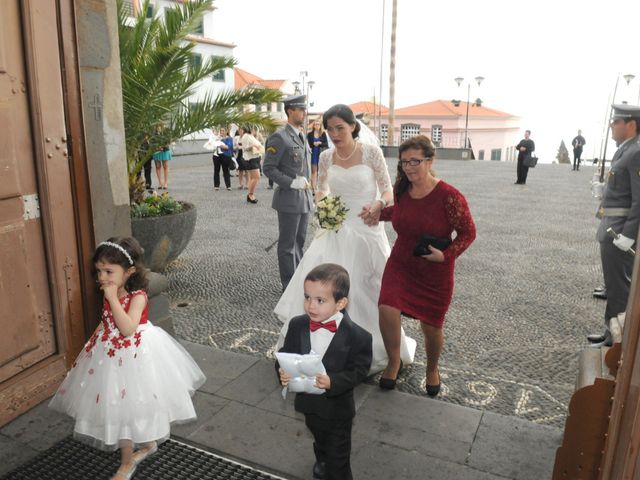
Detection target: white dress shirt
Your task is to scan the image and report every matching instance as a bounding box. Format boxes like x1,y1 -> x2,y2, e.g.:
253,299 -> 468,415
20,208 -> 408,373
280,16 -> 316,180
310,311 -> 343,358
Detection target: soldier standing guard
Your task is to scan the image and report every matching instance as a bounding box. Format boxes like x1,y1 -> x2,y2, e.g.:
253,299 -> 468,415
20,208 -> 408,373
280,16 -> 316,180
263,95 -> 313,290
588,104 -> 640,347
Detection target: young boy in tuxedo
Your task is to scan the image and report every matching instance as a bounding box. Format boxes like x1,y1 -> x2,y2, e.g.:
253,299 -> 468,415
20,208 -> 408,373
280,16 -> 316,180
277,263 -> 372,480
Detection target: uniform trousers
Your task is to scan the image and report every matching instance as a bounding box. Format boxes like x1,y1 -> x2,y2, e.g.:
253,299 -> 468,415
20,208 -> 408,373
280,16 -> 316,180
600,238 -> 634,337
516,157 -> 529,184
276,211 -> 309,290
305,414 -> 353,480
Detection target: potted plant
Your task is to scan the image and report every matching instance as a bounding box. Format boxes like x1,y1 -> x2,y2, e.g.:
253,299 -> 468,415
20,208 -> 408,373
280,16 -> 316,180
118,0 -> 280,269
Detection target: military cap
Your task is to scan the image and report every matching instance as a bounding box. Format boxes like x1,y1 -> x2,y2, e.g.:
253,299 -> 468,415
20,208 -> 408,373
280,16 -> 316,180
612,104 -> 640,120
283,94 -> 307,109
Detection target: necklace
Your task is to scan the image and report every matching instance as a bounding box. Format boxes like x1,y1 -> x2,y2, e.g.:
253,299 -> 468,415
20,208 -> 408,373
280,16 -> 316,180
334,142 -> 358,162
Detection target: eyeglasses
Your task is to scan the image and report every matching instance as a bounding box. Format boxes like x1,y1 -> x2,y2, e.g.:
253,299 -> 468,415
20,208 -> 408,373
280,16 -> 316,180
399,157 -> 432,167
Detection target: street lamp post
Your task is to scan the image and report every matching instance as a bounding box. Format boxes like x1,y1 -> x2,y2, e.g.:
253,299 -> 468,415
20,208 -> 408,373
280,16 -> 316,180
296,71 -> 314,133
454,76 -> 484,150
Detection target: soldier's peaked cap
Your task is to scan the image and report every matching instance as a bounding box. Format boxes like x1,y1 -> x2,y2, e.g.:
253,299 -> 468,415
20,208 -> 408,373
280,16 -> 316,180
283,95 -> 307,109
612,104 -> 640,120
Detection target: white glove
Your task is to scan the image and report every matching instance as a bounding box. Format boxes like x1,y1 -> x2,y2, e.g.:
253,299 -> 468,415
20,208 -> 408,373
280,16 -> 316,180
290,176 -> 309,190
613,234 -> 635,252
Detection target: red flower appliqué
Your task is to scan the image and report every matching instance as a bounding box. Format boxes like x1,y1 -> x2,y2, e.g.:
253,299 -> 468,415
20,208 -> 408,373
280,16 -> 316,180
107,349 -> 115,358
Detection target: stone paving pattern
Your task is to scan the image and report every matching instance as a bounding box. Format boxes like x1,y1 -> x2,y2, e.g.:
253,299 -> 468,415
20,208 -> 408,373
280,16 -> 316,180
165,155 -> 605,429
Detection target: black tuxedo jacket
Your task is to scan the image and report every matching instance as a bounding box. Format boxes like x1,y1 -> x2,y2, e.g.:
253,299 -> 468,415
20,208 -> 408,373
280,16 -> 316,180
277,311 -> 372,420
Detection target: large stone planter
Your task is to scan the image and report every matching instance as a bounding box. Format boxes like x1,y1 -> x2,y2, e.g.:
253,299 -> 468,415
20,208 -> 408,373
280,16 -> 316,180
131,202 -> 197,271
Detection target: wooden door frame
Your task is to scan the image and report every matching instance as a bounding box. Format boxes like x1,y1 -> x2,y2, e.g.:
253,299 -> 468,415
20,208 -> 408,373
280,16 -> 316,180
0,0 -> 92,426
600,251 -> 640,477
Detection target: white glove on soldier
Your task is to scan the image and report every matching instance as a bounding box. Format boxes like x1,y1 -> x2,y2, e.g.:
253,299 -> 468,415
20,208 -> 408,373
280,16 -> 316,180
613,234 -> 635,252
290,176 -> 309,190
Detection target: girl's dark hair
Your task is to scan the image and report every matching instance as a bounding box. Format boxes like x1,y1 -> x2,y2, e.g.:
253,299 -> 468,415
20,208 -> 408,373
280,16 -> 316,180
322,104 -> 361,139
305,263 -> 350,301
394,135 -> 436,199
92,236 -> 149,292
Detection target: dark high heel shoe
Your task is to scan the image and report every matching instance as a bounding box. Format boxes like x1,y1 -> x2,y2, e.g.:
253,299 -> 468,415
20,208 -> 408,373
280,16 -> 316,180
379,360 -> 403,390
247,195 -> 258,204
426,369 -> 441,397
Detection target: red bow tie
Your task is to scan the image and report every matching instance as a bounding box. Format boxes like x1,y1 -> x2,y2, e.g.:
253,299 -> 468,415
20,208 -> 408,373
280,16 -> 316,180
309,319 -> 337,333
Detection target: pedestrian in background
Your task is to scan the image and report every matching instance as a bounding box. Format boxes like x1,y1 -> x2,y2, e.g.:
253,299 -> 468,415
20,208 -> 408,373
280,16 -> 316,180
153,144 -> 172,190
212,127 -> 233,190
307,118 -> 328,193
515,130 -> 535,185
234,126 -> 247,190
588,105 -> 640,347
242,126 -> 264,203
572,129 -> 586,171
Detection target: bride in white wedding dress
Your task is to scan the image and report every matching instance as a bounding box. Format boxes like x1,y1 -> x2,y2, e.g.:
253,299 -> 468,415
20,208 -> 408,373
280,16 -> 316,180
274,104 -> 416,374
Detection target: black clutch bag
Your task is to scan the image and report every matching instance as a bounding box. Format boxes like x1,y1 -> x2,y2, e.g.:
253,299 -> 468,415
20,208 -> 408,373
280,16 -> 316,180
413,235 -> 452,256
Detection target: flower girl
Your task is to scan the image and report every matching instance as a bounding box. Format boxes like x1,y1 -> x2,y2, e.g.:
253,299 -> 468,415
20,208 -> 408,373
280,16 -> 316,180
49,237 -> 205,480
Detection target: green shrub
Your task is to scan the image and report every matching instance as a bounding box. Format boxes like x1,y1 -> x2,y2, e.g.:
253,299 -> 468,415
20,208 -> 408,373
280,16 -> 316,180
130,193 -> 184,218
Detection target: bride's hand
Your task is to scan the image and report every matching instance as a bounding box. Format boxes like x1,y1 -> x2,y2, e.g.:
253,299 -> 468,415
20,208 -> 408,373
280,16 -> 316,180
358,205 -> 381,226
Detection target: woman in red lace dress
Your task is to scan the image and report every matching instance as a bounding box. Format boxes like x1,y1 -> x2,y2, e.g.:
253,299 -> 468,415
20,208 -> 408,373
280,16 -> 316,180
371,135 -> 476,396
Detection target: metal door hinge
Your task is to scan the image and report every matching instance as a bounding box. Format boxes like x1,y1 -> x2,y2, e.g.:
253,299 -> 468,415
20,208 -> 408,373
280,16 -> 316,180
22,193 -> 40,220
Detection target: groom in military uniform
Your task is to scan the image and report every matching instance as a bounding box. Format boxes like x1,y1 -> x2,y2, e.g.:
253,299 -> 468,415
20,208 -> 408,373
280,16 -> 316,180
588,104 -> 640,347
263,95 -> 313,290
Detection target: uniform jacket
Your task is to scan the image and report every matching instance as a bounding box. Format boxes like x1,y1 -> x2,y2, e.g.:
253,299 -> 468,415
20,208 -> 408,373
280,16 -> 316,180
263,124 -> 313,214
597,135 -> 640,242
276,311 -> 372,421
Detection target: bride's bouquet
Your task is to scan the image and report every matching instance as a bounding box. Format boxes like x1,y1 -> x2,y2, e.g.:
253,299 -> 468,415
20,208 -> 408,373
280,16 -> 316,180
315,195 -> 349,233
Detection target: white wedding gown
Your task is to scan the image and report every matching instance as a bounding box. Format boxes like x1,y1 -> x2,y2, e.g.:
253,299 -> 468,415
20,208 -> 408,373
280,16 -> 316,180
274,142 -> 416,374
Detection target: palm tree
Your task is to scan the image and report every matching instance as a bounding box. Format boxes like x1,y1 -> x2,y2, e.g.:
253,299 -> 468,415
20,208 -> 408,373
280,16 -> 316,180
118,0 -> 281,202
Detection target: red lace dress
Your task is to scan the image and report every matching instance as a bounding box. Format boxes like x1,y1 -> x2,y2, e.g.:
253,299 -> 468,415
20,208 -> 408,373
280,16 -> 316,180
49,290 -> 206,451
378,181 -> 476,327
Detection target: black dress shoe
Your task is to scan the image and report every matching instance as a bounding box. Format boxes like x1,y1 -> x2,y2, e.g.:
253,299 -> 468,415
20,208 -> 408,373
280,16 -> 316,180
246,195 -> 258,204
312,461 -> 326,479
426,369 -> 441,398
589,339 -> 613,348
587,333 -> 607,343
379,360 -> 403,390
592,288 -> 607,299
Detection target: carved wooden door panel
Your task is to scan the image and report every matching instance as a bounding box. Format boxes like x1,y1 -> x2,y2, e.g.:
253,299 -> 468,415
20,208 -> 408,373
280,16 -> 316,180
0,1 -> 57,383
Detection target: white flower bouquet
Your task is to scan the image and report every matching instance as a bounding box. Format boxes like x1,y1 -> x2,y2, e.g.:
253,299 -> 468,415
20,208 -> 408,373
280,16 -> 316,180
315,195 -> 349,233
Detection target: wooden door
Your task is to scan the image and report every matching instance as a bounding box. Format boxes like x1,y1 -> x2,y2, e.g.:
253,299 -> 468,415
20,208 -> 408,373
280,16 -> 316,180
0,0 -> 87,426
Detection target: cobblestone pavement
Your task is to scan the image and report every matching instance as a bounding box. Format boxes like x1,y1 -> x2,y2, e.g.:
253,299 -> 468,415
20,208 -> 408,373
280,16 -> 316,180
163,155 -> 604,429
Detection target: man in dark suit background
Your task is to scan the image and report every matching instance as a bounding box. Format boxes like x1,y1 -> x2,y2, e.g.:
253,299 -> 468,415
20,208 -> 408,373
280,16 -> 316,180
263,95 -> 314,290
572,129 -> 586,171
277,264 -> 372,480
515,129 -> 535,185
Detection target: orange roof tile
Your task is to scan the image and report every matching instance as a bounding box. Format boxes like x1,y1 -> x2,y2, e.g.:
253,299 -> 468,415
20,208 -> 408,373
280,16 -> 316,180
393,100 -> 515,118
349,101 -> 389,115
234,68 -> 286,91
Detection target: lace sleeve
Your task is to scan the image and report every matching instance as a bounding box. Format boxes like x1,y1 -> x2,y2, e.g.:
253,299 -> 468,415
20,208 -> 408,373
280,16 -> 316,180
363,144 -> 393,194
317,149 -> 332,195
443,190 -> 476,261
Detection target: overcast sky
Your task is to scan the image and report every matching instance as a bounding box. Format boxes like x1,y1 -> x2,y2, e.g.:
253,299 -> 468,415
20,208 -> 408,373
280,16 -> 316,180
212,0 -> 640,162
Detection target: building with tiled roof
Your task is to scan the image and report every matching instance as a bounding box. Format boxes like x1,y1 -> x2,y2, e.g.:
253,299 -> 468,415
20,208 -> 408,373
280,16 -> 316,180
351,99 -> 521,161
234,68 -> 295,122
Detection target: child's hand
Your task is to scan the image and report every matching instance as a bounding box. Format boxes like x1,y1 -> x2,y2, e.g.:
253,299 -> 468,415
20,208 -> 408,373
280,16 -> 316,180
315,373 -> 331,390
278,368 -> 290,387
101,282 -> 119,301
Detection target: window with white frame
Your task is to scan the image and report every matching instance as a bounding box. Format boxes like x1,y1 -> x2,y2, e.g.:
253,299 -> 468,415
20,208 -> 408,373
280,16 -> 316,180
401,124 -> 420,142
478,149 -> 485,160
431,125 -> 442,145
491,148 -> 502,161
380,124 -> 388,144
